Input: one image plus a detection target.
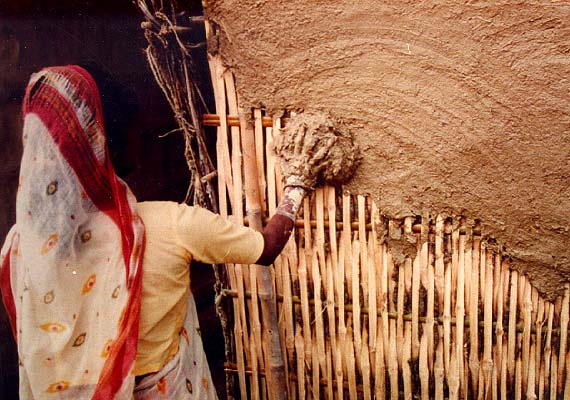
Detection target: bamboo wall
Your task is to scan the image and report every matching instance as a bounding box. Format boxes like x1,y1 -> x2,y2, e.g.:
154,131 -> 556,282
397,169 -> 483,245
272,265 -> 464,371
206,45 -> 570,400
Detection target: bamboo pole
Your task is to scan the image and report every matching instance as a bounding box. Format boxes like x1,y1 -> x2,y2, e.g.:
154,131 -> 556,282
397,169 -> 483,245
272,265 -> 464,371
411,220 -> 421,362
469,233 -> 480,392
372,201 -> 386,400
346,322 -> 358,400
482,247 -> 493,398
443,219 -> 452,388
435,339 -> 444,400
314,191 -> 327,375
551,352 -> 558,400
295,327 -> 305,399
456,226 -> 466,397
426,227 -> 435,374
239,111 -> 287,400
312,330 -> 320,400
544,302 -> 554,398
522,279 -> 532,393
508,269 -> 518,384
403,325 -> 413,400
494,253 -> 505,390
558,284 -> 569,393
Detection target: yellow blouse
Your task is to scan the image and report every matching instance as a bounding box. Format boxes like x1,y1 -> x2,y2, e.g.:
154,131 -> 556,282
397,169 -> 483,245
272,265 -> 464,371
134,201 -> 264,376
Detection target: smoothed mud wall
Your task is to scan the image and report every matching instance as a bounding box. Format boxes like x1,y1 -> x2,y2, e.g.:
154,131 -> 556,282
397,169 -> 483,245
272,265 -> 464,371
204,0 -> 570,298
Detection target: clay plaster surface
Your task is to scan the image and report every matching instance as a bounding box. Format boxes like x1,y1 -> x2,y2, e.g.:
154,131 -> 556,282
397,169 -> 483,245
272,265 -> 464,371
204,0 -> 570,298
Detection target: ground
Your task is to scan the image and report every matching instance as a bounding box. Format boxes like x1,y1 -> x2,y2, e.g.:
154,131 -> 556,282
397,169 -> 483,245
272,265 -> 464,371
204,0 -> 570,299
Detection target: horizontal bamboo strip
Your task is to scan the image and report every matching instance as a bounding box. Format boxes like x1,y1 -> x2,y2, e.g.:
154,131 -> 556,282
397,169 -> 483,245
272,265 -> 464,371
202,113 -> 274,127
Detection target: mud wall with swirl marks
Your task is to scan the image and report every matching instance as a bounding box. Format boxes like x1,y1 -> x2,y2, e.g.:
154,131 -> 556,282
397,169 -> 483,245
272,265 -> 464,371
204,0 -> 570,298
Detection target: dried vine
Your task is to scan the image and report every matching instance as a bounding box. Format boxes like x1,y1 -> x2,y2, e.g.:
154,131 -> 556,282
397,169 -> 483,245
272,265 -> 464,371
137,0 -> 217,212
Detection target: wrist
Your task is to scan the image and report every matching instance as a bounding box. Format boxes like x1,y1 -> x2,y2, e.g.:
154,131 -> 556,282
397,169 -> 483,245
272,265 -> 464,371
276,186 -> 306,221
283,175 -> 315,192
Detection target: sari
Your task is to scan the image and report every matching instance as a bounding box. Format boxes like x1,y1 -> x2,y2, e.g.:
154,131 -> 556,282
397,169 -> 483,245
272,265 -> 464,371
0,65 -> 145,399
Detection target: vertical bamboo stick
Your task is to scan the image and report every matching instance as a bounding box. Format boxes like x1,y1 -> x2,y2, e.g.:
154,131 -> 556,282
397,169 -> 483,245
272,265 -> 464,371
411,219 -> 421,361
312,331 -> 320,400
449,349 -> 459,400
250,264 -> 261,400
456,227 -> 466,397
388,227 -> 399,399
508,269 -> 518,384
564,353 -> 570,399
352,208 -> 363,373
310,247 -> 325,386
527,339 -> 537,400
372,202 -> 386,400
443,219 -> 452,387
298,245 -> 312,370
515,356 -> 522,400
435,339 -> 444,400
325,187 -> 343,399
469,233 -> 480,393
352,238 -> 363,373
501,342 -> 508,400
521,279 -> 532,392
363,200 -> 377,377
295,325 -> 304,399
543,302 -> 554,397
551,353 -> 558,400
403,325 -> 413,400
362,329 -> 372,400
346,323 -> 358,400
239,111 -> 287,399
388,316 -> 399,400
533,294 -> 545,397
435,216 -> 445,310
494,254 -> 505,387
206,47 -> 242,398
397,260 -> 406,369
482,247 -> 493,398
420,332 -> 430,400
314,191 -> 327,374
492,363 -> 498,400
558,284 -> 569,393
426,229 -> 435,373
208,55 -> 231,215
223,71 -> 250,399
326,341 -> 334,400
253,109 -> 266,210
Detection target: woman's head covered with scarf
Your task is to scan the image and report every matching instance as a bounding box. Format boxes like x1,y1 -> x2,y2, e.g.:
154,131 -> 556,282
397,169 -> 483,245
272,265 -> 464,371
1,65 -> 144,399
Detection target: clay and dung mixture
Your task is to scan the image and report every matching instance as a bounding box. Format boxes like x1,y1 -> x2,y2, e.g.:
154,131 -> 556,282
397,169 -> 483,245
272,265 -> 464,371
204,1 -> 570,298
273,111 -> 360,190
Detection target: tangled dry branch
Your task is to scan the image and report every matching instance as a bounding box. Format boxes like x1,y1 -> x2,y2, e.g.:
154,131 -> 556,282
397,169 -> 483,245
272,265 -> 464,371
137,0 -> 218,212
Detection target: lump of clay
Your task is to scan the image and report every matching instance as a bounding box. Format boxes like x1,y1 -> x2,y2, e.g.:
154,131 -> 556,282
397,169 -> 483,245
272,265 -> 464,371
273,111 -> 360,189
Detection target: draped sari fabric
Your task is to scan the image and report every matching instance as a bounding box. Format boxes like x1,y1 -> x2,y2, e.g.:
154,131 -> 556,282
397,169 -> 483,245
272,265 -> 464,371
0,66 -> 145,399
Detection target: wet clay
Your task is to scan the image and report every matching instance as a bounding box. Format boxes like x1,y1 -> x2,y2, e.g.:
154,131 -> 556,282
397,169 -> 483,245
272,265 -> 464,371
204,1 -> 570,299
272,111 -> 360,189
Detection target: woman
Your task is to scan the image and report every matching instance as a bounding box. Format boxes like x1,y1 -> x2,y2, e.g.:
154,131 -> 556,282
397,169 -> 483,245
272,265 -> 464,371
0,65 -> 310,399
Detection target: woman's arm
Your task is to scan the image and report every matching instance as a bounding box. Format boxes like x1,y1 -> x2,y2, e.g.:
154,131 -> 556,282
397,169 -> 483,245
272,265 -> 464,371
256,186 -> 306,266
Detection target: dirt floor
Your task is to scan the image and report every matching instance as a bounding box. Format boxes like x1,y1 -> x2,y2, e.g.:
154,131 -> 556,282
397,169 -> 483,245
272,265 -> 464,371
204,0 -> 570,299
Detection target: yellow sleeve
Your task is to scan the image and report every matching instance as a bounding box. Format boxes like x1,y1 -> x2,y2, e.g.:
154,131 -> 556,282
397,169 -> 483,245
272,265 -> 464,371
173,204 -> 264,265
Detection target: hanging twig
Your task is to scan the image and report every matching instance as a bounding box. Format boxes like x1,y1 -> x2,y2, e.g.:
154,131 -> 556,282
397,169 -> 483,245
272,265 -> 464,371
138,0 -> 217,211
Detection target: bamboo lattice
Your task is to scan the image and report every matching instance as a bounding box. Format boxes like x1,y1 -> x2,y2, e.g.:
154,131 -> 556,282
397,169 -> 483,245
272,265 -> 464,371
205,27 -> 570,400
